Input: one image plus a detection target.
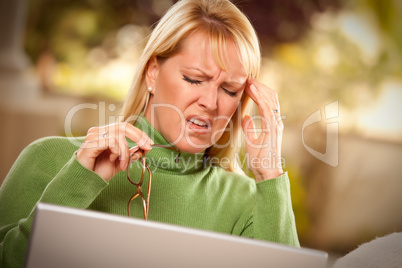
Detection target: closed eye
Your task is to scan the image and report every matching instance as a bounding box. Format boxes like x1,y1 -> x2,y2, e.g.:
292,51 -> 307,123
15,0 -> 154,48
183,75 -> 202,85
184,74 -> 239,97
223,87 -> 237,97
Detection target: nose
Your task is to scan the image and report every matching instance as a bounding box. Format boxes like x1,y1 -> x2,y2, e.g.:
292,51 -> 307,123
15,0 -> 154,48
198,85 -> 218,111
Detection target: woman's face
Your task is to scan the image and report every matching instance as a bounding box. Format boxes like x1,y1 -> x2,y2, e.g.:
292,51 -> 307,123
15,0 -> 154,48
144,32 -> 247,154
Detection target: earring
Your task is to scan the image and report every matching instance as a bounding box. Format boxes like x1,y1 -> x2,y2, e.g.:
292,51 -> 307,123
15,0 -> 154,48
142,88 -> 152,113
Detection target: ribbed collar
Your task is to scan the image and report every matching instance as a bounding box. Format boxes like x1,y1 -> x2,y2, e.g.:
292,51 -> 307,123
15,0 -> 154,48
129,116 -> 206,175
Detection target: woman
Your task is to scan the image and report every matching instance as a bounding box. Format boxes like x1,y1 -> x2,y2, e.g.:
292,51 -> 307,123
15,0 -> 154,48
0,0 -> 299,266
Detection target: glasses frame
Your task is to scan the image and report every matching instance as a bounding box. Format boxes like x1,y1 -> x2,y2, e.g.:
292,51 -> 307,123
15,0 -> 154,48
126,144 -> 180,220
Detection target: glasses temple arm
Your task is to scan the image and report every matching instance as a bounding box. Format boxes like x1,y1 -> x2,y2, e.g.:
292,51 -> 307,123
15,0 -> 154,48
151,144 -> 181,163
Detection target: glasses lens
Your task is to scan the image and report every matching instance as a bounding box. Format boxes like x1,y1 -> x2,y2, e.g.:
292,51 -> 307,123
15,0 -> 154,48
127,156 -> 146,184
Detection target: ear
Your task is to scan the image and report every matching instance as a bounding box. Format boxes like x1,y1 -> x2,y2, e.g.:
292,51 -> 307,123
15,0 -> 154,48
145,57 -> 160,92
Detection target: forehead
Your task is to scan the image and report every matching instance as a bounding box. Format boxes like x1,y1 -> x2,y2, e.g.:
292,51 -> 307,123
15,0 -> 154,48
175,32 -> 247,79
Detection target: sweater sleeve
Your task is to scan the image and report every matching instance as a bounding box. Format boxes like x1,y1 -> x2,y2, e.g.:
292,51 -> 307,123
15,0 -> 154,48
0,138 -> 108,268
239,172 -> 300,247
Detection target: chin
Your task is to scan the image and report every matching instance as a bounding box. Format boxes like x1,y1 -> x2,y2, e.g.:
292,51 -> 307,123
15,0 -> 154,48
175,141 -> 211,154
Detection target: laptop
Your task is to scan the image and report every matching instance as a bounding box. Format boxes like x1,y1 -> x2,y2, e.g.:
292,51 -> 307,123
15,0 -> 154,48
24,203 -> 327,268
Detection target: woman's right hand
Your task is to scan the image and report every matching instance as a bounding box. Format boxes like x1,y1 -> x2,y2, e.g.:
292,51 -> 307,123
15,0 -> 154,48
76,122 -> 154,182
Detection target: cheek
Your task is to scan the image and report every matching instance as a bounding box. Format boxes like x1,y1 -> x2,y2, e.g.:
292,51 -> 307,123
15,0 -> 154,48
220,94 -> 242,116
214,98 -> 241,127
155,72 -> 192,106
154,74 -> 175,102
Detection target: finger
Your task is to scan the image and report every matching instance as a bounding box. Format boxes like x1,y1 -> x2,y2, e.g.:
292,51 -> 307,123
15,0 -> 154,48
80,133 -> 112,156
275,115 -> 285,131
250,79 -> 280,108
119,123 -> 154,150
86,131 -> 120,165
77,140 -> 102,171
86,127 -> 132,155
246,82 -> 284,140
248,79 -> 280,113
117,133 -> 130,170
129,145 -> 139,154
245,81 -> 260,105
119,136 -> 151,171
106,136 -> 122,163
90,123 -> 154,151
247,84 -> 272,125
80,134 -> 121,169
257,88 -> 279,116
247,81 -> 282,125
80,123 -> 154,174
242,115 -> 257,142
128,146 -> 143,164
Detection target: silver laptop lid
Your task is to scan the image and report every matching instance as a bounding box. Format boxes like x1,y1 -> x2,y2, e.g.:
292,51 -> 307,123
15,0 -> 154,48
25,203 -> 327,268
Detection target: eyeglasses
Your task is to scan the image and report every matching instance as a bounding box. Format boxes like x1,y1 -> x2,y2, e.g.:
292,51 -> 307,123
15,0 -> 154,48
126,144 -> 181,220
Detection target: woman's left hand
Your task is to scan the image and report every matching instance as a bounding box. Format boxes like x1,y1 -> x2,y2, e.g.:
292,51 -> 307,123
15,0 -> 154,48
242,78 -> 284,182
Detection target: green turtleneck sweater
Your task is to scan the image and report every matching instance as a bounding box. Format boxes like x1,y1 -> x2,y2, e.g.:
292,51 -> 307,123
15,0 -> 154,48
0,117 -> 299,268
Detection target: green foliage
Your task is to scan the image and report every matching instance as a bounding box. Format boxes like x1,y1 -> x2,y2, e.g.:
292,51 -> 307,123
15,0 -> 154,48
261,0 -> 402,125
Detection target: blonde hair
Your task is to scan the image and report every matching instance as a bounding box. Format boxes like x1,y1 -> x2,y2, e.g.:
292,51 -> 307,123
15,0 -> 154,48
121,0 -> 261,173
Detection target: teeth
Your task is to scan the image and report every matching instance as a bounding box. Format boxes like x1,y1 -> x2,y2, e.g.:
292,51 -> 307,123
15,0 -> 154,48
189,118 -> 207,126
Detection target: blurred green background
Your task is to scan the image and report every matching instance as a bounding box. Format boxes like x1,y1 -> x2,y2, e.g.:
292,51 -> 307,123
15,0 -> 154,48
1,0 -> 401,260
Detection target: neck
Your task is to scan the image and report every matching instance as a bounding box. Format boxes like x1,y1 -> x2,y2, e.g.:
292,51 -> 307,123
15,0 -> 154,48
132,116 -> 206,175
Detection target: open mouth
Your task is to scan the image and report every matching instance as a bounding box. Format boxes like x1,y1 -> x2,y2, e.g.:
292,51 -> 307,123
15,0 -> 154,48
186,116 -> 212,133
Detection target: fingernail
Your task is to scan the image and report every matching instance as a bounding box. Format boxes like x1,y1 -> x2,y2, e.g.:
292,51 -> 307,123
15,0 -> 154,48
250,84 -> 257,92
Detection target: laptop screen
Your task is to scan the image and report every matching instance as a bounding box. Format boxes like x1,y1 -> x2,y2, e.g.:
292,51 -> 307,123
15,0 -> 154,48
24,203 -> 327,268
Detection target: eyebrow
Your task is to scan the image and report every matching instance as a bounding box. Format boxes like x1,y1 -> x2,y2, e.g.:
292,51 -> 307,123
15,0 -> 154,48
183,67 -> 246,86
183,67 -> 212,78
